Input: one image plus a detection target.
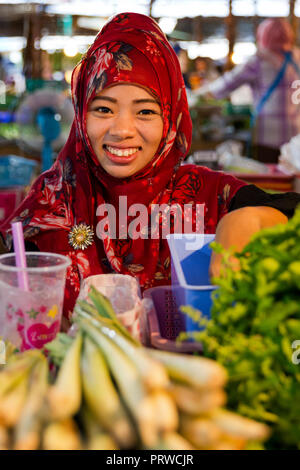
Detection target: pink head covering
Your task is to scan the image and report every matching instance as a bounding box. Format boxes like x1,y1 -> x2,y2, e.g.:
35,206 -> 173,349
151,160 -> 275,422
257,18 -> 294,53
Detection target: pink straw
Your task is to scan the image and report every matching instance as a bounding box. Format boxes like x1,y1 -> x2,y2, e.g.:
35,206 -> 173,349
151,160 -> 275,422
12,221 -> 29,291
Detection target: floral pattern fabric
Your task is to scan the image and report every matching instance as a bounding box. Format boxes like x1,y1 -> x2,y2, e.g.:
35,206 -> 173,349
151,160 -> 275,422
0,12 -> 246,319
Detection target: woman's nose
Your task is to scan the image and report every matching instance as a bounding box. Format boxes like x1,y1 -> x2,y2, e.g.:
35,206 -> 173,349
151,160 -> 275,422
109,112 -> 135,139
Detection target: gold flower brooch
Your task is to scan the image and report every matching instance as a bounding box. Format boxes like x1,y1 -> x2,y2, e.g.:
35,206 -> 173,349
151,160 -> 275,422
68,223 -> 94,250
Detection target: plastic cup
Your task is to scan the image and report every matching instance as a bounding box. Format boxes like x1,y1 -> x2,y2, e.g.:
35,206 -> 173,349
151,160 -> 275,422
0,252 -> 70,351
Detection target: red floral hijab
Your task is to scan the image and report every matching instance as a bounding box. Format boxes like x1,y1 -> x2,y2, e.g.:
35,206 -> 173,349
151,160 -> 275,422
1,12 -> 245,318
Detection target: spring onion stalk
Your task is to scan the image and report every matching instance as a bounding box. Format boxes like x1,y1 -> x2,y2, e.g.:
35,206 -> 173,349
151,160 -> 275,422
88,285 -> 118,320
153,432 -> 195,450
76,306 -> 169,391
0,426 -> 9,450
209,409 -> 270,441
209,436 -> 246,450
147,349 -> 227,389
75,303 -> 116,330
42,419 -> 82,450
0,353 -> 39,397
81,337 -> 136,448
168,383 -> 226,415
47,333 -> 82,420
45,333 -> 74,367
0,374 -> 29,427
99,326 -> 169,390
6,349 -> 44,365
77,299 -> 102,317
150,390 -> 178,432
87,434 -> 119,451
78,317 -> 160,448
81,407 -> 119,450
80,405 -> 104,439
14,357 -> 49,450
180,415 -> 223,449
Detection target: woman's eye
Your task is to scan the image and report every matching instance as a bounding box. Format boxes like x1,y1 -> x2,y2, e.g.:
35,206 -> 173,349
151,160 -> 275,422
138,109 -> 157,115
95,106 -> 112,113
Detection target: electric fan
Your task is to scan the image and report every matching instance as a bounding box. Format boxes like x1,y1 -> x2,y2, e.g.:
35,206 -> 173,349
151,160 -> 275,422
15,89 -> 74,172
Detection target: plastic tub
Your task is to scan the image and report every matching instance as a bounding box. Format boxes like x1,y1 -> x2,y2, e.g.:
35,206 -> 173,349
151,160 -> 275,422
143,285 -> 202,353
166,233 -> 217,331
230,164 -> 294,192
0,155 -> 37,188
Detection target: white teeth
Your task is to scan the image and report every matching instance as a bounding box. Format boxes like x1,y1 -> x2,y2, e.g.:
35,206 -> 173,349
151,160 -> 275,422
106,145 -> 139,157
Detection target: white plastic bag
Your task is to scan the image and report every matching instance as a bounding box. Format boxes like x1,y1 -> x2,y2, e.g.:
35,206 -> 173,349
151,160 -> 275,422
280,134 -> 300,172
78,274 -> 144,341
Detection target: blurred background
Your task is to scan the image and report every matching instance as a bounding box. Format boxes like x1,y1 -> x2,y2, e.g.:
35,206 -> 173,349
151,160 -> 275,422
0,0 -> 300,224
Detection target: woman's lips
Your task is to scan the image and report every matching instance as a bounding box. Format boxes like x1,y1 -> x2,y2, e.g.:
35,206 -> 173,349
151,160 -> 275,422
103,144 -> 140,164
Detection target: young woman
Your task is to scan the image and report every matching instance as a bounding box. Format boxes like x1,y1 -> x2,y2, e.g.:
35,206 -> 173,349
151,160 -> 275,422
1,13 -> 299,323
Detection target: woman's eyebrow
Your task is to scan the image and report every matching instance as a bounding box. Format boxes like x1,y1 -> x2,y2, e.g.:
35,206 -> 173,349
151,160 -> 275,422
91,96 -> 159,105
133,99 -> 159,105
91,96 -> 116,103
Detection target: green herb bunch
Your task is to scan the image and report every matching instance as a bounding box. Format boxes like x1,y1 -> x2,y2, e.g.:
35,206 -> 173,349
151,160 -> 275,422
181,205 -> 300,449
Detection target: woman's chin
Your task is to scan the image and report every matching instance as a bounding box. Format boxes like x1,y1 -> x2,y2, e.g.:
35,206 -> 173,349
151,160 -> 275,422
103,163 -> 137,179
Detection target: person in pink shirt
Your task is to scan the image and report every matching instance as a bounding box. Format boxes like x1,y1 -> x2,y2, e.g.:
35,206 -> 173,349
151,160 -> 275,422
194,18 -> 300,163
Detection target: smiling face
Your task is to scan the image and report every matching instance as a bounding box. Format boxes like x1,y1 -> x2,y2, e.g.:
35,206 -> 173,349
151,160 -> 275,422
86,84 -> 164,178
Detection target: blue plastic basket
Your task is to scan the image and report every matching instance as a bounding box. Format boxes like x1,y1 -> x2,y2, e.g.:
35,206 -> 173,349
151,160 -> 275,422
143,285 -> 203,353
0,155 -> 37,188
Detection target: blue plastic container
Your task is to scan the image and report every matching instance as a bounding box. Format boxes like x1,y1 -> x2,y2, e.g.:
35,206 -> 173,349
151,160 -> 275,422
0,111 -> 15,123
0,155 -> 37,188
166,234 -> 216,332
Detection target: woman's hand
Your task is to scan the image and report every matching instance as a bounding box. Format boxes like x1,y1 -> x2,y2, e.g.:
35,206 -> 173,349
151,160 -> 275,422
209,206 -> 288,279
